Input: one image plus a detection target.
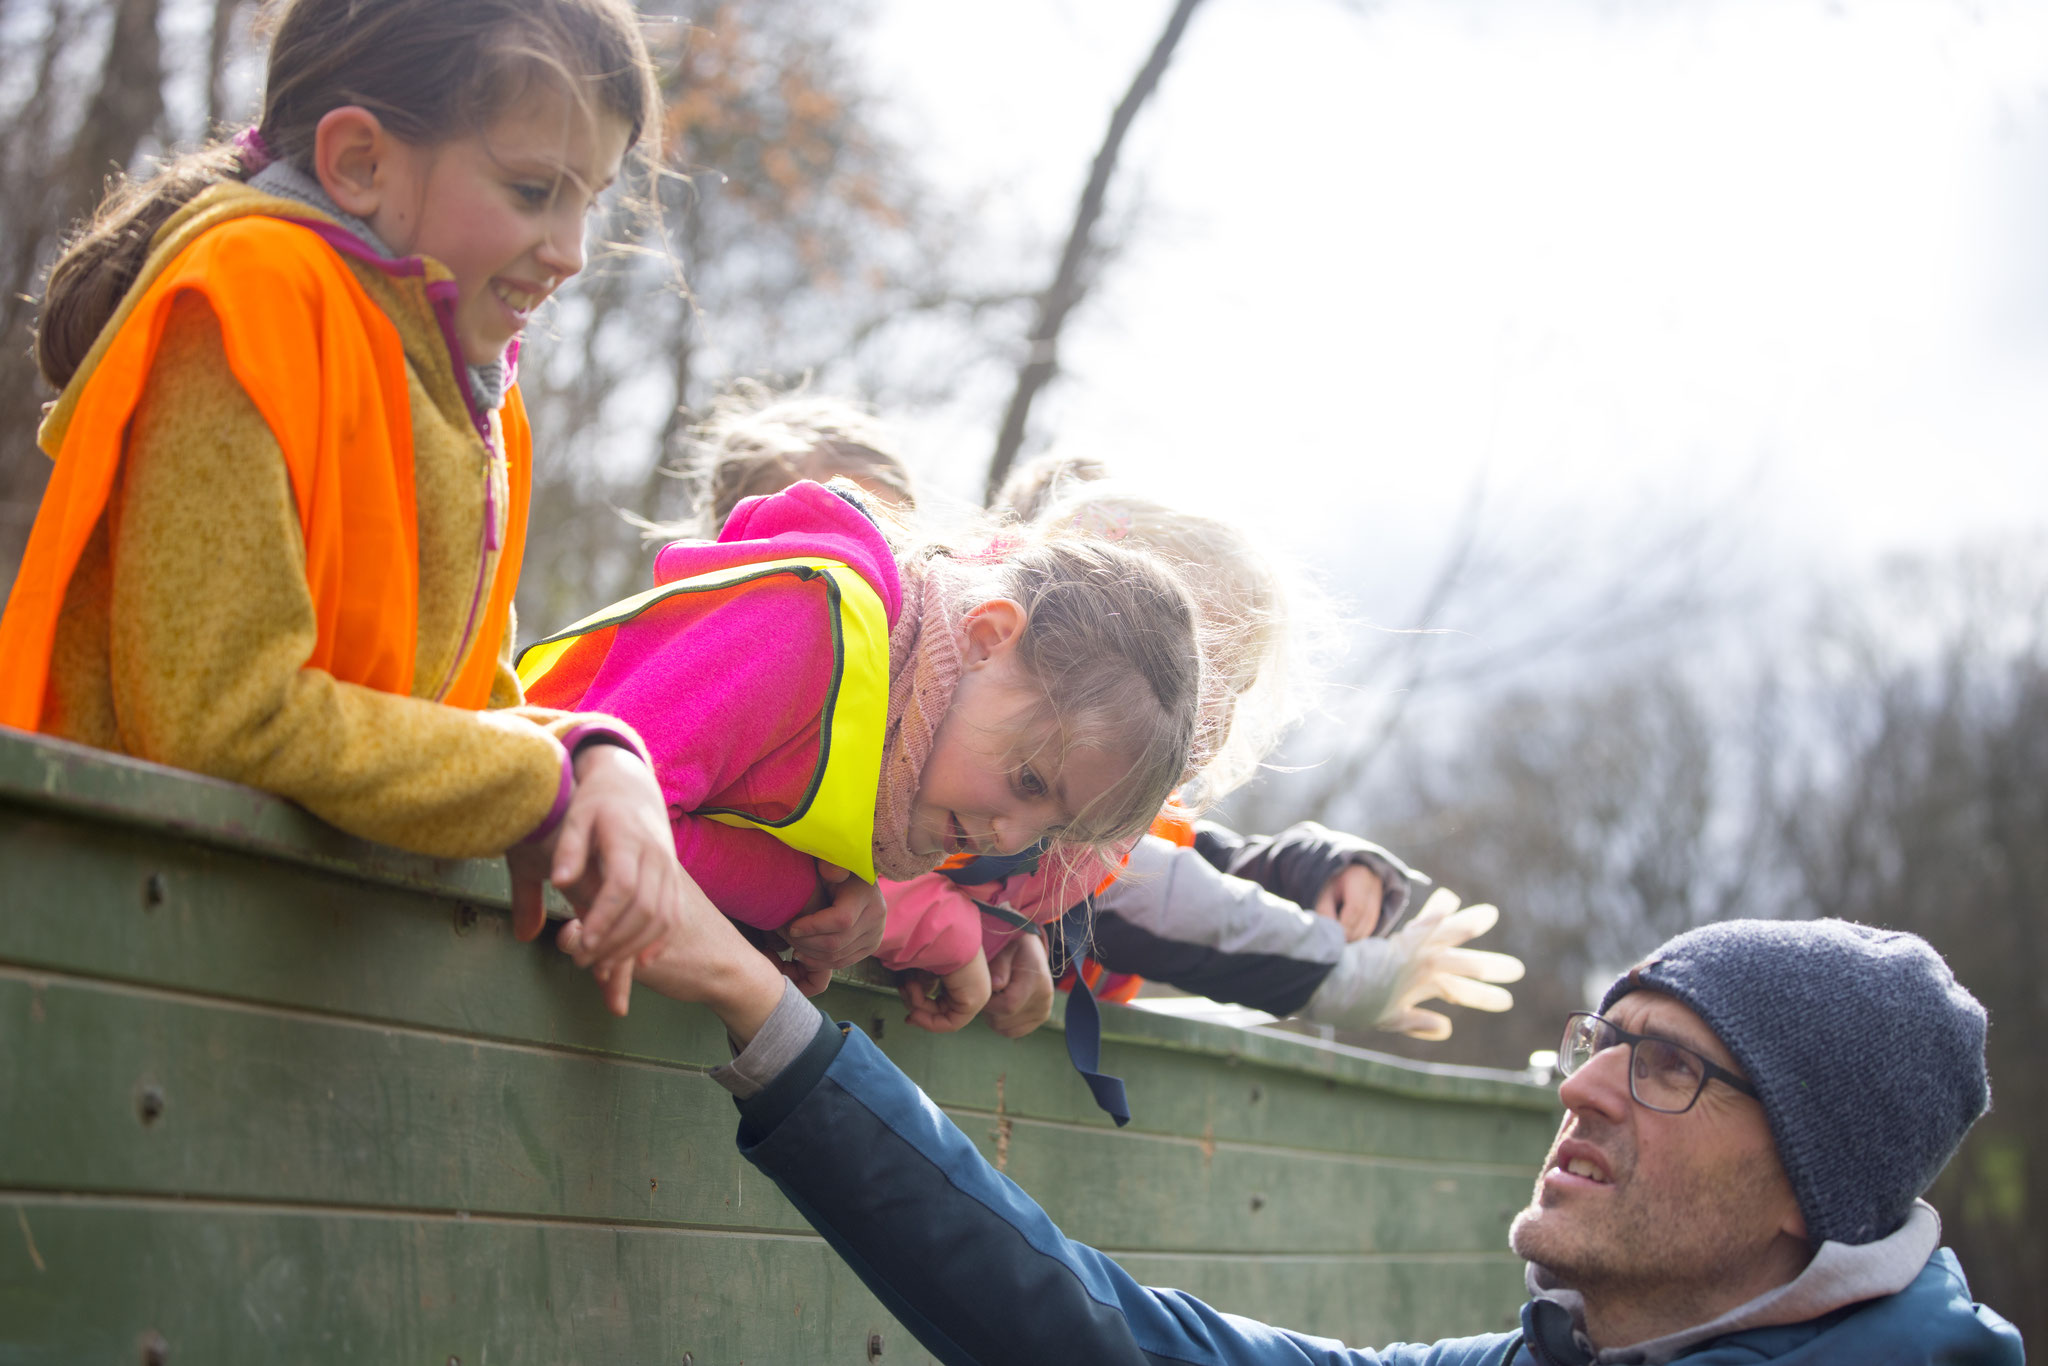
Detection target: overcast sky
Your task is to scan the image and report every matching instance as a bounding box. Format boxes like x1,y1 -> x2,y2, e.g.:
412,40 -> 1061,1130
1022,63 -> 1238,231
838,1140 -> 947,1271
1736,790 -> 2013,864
859,0 -> 2048,631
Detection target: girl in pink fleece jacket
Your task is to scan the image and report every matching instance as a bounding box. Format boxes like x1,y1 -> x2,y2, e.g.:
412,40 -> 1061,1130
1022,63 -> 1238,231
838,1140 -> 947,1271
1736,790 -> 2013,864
522,478 -> 1203,994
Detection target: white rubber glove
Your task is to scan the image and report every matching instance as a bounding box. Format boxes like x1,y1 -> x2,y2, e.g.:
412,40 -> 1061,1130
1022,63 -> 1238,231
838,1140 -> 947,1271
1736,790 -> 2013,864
1299,888 -> 1524,1040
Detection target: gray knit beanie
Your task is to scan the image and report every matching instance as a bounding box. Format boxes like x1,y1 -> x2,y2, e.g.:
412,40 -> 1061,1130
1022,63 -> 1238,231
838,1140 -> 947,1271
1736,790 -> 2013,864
1600,918 -> 1988,1248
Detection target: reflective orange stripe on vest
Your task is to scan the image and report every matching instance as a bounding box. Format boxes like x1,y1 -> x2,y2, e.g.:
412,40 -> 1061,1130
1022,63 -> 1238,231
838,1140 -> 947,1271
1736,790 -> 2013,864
0,215 -> 529,728
516,556 -> 890,882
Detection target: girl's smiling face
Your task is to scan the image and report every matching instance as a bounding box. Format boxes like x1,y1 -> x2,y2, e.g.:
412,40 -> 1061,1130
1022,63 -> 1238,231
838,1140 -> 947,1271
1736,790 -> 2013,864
908,599 -> 1131,860
315,85 -> 630,362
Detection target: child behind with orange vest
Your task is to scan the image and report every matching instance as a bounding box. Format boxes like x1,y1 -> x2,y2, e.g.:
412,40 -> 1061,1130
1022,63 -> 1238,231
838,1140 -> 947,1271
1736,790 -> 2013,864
0,0 -> 696,1012
526,476 -> 1206,994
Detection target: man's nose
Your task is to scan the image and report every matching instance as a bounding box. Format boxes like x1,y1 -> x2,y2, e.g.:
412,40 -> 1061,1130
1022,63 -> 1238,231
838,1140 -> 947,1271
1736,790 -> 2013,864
1558,1041 -> 1633,1122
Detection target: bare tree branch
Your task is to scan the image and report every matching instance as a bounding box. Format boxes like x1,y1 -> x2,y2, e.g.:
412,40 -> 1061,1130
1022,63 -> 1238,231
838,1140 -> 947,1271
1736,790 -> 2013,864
983,0 -> 1207,503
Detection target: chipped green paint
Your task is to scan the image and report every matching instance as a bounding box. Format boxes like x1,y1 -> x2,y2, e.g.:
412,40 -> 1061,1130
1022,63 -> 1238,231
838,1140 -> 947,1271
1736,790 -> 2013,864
0,729 -> 1559,1360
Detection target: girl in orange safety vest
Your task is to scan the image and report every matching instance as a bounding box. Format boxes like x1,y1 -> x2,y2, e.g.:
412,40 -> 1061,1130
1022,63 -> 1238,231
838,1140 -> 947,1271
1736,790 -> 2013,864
0,0 -> 695,1014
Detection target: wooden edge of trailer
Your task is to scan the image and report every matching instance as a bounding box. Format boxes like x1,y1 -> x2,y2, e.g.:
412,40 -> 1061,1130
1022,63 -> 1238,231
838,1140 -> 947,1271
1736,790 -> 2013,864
0,726 -> 1557,1112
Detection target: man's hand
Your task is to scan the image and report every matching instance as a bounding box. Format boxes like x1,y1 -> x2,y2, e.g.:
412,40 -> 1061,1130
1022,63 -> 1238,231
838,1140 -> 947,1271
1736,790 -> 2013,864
899,950 -> 993,1033
1314,863 -> 1385,941
983,933 -> 1055,1038
507,743 -> 687,1016
781,862 -> 887,982
557,900 -> 788,1047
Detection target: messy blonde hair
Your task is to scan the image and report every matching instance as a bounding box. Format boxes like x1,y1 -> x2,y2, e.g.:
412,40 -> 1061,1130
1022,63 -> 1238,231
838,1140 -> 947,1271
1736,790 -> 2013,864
1029,485 -> 1319,808
664,380 -> 917,536
37,0 -> 659,390
934,528 -> 1203,856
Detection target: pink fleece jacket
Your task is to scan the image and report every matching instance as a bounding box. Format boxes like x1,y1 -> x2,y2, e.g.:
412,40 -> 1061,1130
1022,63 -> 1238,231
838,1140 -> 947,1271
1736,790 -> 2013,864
525,481 -> 901,929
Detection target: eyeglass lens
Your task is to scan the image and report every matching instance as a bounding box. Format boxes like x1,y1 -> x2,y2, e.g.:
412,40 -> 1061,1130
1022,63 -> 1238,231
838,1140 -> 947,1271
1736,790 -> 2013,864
1559,1015 -> 1709,1113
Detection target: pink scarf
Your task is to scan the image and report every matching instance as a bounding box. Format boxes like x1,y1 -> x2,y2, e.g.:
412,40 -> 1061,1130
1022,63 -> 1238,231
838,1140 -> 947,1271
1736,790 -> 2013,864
871,553 -> 966,881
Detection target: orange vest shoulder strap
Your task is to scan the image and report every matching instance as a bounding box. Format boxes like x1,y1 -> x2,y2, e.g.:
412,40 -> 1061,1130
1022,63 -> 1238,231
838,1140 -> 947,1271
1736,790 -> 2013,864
0,217 -> 420,729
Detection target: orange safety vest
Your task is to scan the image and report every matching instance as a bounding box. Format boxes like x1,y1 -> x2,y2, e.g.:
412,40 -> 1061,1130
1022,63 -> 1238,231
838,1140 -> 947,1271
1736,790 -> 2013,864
0,216 -> 529,729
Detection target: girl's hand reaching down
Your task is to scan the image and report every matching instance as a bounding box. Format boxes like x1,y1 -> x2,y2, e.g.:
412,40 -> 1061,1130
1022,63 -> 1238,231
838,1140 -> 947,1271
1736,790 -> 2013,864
779,862 -> 888,996
507,742 -> 691,1016
899,949 -> 993,1033
983,933 -> 1055,1038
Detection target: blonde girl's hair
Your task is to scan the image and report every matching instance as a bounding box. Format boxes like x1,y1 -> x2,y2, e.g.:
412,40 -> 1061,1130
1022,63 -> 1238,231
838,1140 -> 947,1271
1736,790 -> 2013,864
1033,485 -> 1322,807
991,450 -> 1111,524
941,529 -> 1203,857
653,380 -> 917,537
36,0 -> 660,391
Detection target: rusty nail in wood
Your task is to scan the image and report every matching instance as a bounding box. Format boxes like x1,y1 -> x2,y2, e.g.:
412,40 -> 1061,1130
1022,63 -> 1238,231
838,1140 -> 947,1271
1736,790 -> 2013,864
140,1331 -> 169,1365
868,1332 -> 885,1360
454,904 -> 479,934
138,1085 -> 165,1126
143,874 -> 165,910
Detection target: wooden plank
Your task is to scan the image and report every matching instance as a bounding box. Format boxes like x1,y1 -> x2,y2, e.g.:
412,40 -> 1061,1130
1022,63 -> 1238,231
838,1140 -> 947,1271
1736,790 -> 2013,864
0,1195 -> 944,1365
0,728 -> 1557,1112
0,729 -> 527,907
0,812 -> 1558,1167
0,1199 -> 1529,1363
0,972 -> 1535,1255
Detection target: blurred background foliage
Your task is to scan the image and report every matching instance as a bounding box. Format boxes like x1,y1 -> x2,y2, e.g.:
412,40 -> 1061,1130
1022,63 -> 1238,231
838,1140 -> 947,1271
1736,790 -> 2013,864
0,0 -> 2037,1341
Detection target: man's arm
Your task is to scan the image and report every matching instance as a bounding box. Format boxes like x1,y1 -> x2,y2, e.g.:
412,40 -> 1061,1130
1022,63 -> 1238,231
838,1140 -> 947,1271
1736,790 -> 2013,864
577,915 -> 1508,1366
720,987 -> 1428,1366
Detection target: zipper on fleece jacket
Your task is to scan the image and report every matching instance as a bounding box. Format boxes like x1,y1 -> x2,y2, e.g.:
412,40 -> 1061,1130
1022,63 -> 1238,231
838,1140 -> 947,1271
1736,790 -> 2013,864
280,217 -> 508,703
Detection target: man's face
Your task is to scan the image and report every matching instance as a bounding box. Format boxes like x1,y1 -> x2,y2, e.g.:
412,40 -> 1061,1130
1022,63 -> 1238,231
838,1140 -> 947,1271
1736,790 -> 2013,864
1509,991 -> 1805,1301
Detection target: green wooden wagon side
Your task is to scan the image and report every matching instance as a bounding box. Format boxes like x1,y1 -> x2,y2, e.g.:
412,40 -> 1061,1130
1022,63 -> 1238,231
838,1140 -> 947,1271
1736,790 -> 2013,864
0,730 -> 1558,1364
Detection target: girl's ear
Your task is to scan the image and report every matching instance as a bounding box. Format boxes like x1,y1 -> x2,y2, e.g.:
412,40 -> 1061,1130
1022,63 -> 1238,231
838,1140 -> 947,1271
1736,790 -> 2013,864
314,106 -> 400,221
959,598 -> 1027,668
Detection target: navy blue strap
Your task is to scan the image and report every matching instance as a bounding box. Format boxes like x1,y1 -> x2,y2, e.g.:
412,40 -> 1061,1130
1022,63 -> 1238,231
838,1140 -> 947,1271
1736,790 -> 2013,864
1062,970 -> 1131,1127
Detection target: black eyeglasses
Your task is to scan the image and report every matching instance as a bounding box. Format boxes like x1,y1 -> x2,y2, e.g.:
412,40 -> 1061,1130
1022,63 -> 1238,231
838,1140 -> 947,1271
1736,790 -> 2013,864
1556,1012 -> 1758,1114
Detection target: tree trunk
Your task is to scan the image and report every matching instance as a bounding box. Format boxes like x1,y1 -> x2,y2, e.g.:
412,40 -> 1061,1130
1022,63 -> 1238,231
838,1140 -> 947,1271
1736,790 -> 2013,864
983,0 -> 1207,504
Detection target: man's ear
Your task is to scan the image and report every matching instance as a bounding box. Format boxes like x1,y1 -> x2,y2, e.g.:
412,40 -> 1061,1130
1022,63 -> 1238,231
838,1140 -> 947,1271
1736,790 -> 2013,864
313,106 -> 400,222
959,598 -> 1027,668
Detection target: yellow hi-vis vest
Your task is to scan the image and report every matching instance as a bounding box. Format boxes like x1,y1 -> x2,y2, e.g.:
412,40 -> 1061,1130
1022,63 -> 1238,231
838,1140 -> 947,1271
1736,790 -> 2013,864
515,557 -> 891,882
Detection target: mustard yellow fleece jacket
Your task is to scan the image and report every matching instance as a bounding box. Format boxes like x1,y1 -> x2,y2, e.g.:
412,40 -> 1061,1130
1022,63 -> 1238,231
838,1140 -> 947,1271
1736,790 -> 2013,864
38,183 -> 634,857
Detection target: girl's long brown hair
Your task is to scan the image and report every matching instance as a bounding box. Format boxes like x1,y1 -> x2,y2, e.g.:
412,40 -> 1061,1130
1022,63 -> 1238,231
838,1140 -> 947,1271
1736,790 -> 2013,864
36,0 -> 659,391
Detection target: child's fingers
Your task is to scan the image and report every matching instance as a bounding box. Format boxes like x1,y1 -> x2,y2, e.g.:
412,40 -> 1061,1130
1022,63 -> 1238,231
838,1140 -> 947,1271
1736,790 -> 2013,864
601,956 -> 635,1016
1390,1005 -> 1455,1040
557,919 -> 589,957
1437,946 -> 1525,983
784,899 -> 855,942
780,956 -> 832,997
551,797 -> 596,891
509,863 -> 548,943
1433,974 -> 1516,1012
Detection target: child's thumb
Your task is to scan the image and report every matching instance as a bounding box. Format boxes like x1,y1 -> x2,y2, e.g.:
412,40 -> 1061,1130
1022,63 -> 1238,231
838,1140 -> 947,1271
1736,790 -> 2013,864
817,861 -> 851,884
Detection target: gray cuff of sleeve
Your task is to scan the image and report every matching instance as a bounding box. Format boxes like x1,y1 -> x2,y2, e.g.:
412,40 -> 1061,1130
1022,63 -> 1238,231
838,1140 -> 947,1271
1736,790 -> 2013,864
709,978 -> 820,1099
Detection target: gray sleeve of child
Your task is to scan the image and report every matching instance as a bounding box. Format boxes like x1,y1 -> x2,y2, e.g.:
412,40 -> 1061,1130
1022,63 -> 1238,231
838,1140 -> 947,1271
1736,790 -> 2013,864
1086,836 -> 1349,1017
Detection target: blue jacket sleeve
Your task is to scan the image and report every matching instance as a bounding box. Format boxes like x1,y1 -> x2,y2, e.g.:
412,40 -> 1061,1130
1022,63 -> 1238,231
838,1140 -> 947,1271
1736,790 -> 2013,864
734,1017 -> 1510,1366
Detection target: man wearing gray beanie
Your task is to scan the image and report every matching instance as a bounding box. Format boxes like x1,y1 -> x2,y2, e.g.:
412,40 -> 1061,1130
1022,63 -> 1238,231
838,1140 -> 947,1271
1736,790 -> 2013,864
594,910 -> 2027,1364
